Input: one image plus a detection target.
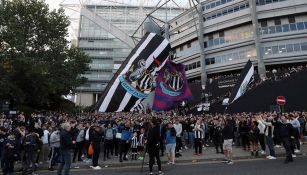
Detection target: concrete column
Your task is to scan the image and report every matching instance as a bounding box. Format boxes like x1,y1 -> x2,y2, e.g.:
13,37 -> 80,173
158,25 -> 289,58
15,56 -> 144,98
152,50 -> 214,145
249,0 -> 266,79
197,4 -> 207,89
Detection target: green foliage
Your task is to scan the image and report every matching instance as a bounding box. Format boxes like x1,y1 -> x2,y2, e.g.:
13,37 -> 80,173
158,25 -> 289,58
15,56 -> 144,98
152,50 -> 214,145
0,0 -> 90,110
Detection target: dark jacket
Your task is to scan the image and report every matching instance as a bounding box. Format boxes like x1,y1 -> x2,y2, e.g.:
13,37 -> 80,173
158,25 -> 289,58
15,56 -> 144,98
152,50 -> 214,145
222,121 -> 234,140
90,128 -> 103,149
60,129 -> 73,151
147,125 -> 160,151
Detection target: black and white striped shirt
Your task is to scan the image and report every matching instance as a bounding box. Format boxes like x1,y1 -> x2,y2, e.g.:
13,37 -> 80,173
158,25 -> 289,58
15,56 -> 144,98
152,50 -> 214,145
139,133 -> 144,147
131,136 -> 139,148
194,125 -> 204,139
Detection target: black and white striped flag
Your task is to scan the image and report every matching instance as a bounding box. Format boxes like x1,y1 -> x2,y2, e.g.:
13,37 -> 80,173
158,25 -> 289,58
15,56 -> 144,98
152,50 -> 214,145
228,60 -> 254,104
96,33 -> 171,112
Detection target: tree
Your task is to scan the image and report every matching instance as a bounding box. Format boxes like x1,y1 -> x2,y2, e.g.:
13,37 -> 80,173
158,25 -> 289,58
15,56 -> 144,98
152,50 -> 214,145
0,0 -> 90,110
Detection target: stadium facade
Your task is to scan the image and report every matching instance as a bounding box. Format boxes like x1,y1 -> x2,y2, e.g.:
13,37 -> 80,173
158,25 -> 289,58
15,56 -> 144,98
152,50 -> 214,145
75,3 -> 185,106
169,0 -> 307,81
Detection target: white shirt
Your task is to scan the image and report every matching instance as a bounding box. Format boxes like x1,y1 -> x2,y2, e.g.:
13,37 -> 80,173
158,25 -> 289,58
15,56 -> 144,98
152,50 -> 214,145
42,130 -> 49,145
173,123 -> 182,137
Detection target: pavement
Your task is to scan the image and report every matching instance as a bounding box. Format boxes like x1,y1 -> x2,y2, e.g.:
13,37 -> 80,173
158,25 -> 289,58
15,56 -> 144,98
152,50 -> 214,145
35,142 -> 307,170
38,156 -> 307,175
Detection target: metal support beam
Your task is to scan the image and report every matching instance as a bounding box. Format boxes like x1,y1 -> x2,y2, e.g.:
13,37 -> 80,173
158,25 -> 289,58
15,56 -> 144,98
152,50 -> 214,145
249,0 -> 266,79
80,7 -> 136,48
189,0 -> 207,89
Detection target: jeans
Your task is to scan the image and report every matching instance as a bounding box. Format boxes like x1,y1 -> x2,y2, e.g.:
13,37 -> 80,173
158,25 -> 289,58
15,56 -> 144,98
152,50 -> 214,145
58,149 -> 71,175
194,138 -> 202,154
258,134 -> 266,151
188,132 -> 194,148
282,138 -> 293,162
266,136 -> 276,157
49,147 -> 60,168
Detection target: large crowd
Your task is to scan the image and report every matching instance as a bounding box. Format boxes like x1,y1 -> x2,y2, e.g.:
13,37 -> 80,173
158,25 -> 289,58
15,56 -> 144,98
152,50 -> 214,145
0,110 -> 306,175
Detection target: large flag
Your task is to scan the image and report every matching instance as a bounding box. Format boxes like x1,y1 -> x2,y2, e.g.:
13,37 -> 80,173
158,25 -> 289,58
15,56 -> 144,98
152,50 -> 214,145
228,60 -> 254,104
96,33 -> 171,112
152,61 -> 193,111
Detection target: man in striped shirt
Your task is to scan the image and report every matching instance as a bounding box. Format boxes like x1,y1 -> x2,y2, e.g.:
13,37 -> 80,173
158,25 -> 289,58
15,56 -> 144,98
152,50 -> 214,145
194,119 -> 204,156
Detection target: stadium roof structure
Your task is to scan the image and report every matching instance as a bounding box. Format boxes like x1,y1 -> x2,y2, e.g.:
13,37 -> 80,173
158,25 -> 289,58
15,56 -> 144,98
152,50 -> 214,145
59,0 -> 193,43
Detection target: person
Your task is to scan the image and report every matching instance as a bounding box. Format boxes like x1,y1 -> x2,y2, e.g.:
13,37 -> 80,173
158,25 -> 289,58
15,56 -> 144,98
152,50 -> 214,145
257,117 -> 266,155
131,132 -> 139,160
258,115 -> 276,159
165,122 -> 176,165
41,124 -> 50,163
222,117 -> 234,165
73,123 -> 85,163
249,120 -> 260,157
23,129 -> 40,175
159,120 -> 166,157
119,121 -> 132,162
290,115 -> 301,154
58,123 -> 74,175
276,115 -> 294,164
49,126 -> 61,171
104,123 -> 114,161
194,119 -> 204,156
147,118 -> 163,175
2,133 -> 17,175
173,118 -> 182,157
90,124 -> 103,170
212,119 -> 223,154
138,127 -> 145,160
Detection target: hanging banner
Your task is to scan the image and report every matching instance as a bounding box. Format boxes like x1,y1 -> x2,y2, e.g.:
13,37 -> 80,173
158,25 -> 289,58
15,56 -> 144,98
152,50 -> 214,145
96,33 -> 171,112
153,61 -> 193,111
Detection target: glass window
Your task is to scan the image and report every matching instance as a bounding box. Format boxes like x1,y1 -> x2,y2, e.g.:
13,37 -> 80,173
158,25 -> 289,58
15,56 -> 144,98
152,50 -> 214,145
234,6 -> 239,12
208,34 -> 214,40
304,22 -> 307,29
286,44 -> 294,52
211,2 -> 216,8
265,0 -> 272,4
216,12 -> 222,17
240,4 -> 246,10
180,45 -> 184,51
214,38 -> 220,46
207,16 -> 212,20
210,58 -> 215,64
261,21 -> 268,27
219,31 -> 225,37
204,41 -> 207,48
246,2 -> 250,8
197,61 -> 201,67
221,0 -> 227,4
227,0 -> 232,2
293,43 -> 301,51
272,46 -> 279,54
262,27 -> 269,35
297,22 -> 305,30
279,45 -> 286,53
211,14 -> 216,19
269,26 -> 276,34
216,1 -> 221,6
290,23 -> 297,31
192,62 -> 197,69
206,5 -> 211,10
228,8 -> 234,14
274,19 -> 281,25
288,16 -> 296,24
189,64 -> 193,70
282,24 -> 290,32
215,56 -> 221,64
222,10 -> 228,15
264,47 -> 272,55
205,59 -> 211,65
208,40 -> 214,47
259,0 -> 265,5
185,66 -> 188,71
276,25 -> 282,33
220,37 -> 225,44
301,42 -> 307,51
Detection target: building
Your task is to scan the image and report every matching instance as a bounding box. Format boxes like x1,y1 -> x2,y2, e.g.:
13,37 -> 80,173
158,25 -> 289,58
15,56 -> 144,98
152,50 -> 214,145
75,3 -> 185,106
169,0 -> 307,81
